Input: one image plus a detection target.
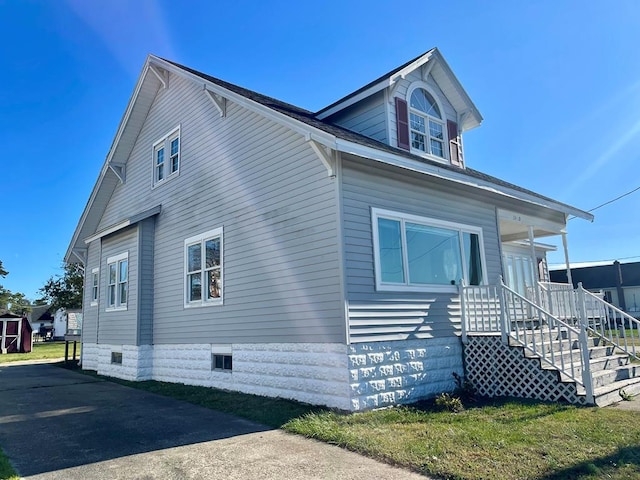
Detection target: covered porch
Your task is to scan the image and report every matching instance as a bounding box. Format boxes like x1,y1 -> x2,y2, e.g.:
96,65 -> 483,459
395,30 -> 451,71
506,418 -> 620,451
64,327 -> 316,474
458,208 -> 640,406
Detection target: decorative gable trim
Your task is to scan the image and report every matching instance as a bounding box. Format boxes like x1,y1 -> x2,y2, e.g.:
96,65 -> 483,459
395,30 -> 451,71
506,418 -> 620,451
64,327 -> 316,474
204,88 -> 227,117
149,65 -> 169,89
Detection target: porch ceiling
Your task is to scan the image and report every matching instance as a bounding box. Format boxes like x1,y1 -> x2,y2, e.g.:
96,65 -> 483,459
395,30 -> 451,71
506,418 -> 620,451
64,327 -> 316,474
498,210 -> 565,242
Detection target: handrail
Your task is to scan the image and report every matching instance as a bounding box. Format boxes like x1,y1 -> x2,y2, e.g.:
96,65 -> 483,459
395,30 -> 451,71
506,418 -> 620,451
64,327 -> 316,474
462,280 -> 593,401
499,281 -> 589,389
579,284 -> 640,362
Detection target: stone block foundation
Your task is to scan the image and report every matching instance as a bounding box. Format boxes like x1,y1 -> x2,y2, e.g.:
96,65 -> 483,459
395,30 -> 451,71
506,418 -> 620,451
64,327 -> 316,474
81,338 -> 464,411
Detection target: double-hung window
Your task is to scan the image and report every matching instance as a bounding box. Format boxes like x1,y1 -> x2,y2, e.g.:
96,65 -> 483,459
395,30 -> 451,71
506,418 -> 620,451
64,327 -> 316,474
90,267 -> 99,306
184,227 -> 223,307
106,252 -> 128,310
409,87 -> 446,159
153,126 -> 180,186
372,208 -> 486,293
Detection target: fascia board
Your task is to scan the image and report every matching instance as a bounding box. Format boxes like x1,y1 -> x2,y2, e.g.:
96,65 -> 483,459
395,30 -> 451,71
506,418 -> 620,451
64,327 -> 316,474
430,49 -> 483,129
149,56 -> 337,147
316,53 -> 435,120
83,205 -> 162,245
334,138 -> 593,222
65,56 -> 160,264
316,80 -> 393,120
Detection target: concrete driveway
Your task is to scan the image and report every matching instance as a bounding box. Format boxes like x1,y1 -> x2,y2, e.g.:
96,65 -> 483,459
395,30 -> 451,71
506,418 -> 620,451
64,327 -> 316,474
0,363 -> 426,479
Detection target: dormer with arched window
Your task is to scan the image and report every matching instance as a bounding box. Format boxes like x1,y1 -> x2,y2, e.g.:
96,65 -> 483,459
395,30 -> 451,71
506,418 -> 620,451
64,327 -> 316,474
317,48 -> 482,170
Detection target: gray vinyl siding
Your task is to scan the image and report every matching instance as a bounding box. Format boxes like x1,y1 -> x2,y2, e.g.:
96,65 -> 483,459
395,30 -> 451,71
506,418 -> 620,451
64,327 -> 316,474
137,217 -> 155,345
98,227 -> 138,345
82,240 -> 101,344
97,73 -> 344,345
341,156 -> 502,343
327,91 -> 387,143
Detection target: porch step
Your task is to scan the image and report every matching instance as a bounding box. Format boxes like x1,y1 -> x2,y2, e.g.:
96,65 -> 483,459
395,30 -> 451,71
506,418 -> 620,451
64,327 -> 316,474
593,377 -> 640,407
540,353 -> 630,380
523,343 -> 615,363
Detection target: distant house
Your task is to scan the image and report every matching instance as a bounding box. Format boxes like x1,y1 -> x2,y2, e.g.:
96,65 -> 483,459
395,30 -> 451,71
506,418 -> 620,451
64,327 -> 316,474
550,260 -> 640,316
66,48 -> 640,410
27,305 -> 54,340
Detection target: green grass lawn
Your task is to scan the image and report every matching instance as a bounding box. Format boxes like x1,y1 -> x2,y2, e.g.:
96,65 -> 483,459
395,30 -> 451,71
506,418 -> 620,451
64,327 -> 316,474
92,375 -> 640,480
0,341 -> 80,364
0,447 -> 18,480
286,399 -> 640,480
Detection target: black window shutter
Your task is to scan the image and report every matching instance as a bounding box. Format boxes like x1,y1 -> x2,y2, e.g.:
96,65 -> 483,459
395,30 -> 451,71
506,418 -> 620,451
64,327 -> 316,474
395,97 -> 410,150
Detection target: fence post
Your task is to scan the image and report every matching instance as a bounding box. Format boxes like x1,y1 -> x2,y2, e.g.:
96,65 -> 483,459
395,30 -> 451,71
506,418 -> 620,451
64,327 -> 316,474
577,283 -> 595,404
498,276 -> 508,344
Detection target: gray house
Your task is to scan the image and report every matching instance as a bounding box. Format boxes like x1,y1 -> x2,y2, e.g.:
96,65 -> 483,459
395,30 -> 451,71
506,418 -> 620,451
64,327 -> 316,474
68,49 -> 621,411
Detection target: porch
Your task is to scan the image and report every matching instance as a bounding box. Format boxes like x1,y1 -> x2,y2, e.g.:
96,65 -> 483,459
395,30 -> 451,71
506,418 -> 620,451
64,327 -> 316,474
461,280 -> 640,406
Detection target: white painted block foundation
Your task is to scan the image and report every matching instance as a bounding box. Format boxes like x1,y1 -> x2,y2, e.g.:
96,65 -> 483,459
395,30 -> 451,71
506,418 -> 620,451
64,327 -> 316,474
348,337 -> 463,410
81,338 -> 463,411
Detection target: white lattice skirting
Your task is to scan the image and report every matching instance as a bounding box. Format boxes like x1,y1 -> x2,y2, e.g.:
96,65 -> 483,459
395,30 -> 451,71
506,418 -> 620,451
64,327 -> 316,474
464,336 -> 587,405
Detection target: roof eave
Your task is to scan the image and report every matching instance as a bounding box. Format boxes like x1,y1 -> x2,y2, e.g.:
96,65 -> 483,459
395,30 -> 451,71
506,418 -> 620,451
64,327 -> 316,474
335,138 -> 593,222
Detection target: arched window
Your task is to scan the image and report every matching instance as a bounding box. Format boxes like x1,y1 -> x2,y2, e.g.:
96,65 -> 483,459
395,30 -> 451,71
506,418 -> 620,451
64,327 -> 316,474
409,88 -> 445,158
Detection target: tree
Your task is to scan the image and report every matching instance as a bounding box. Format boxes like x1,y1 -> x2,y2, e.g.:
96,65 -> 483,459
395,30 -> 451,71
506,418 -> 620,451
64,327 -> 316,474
0,260 -> 30,314
0,287 -> 31,314
39,263 -> 84,310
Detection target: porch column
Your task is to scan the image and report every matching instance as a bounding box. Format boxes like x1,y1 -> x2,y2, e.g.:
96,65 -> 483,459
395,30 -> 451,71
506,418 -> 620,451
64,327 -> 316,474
561,232 -> 574,287
528,225 -> 541,305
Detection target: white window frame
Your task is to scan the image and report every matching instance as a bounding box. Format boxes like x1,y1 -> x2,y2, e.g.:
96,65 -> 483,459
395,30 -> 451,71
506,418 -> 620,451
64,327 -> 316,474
407,83 -> 448,161
90,267 -> 99,306
184,227 -> 223,308
106,252 -> 128,311
371,208 -> 487,293
152,125 -> 181,187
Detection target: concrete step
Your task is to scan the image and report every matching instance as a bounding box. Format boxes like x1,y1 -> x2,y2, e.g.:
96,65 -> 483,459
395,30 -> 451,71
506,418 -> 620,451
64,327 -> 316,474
593,377 -> 640,407
545,353 -> 630,377
524,344 -> 616,364
591,364 -> 640,389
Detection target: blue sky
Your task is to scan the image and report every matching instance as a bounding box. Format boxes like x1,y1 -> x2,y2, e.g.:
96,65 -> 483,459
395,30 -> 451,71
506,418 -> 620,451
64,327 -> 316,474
2,0 -> 640,300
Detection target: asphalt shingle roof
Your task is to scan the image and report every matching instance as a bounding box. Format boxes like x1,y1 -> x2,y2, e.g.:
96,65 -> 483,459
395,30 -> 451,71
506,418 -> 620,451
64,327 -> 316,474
163,58 -> 588,217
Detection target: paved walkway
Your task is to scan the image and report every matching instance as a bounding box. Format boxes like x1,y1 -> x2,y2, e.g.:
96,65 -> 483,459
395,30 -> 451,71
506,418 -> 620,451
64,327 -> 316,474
607,394 -> 640,411
0,363 -> 426,479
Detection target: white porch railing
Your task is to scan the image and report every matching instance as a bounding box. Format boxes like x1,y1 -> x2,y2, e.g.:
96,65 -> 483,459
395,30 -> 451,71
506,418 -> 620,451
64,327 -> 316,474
579,286 -> 640,362
462,278 -> 594,403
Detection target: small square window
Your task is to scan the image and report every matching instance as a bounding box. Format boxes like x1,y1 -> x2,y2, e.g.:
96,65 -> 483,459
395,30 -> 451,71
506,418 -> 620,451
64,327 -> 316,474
111,352 -> 123,364
212,354 -> 232,371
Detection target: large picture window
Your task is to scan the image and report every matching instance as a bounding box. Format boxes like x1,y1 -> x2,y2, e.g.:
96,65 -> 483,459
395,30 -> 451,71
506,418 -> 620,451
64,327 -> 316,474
372,208 -> 485,292
106,252 -> 128,310
184,227 -> 223,307
153,126 -> 180,186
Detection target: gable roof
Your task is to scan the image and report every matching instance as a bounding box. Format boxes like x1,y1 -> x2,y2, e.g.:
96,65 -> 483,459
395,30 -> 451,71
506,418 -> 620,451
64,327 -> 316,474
65,53 -> 592,263
315,48 -> 483,131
